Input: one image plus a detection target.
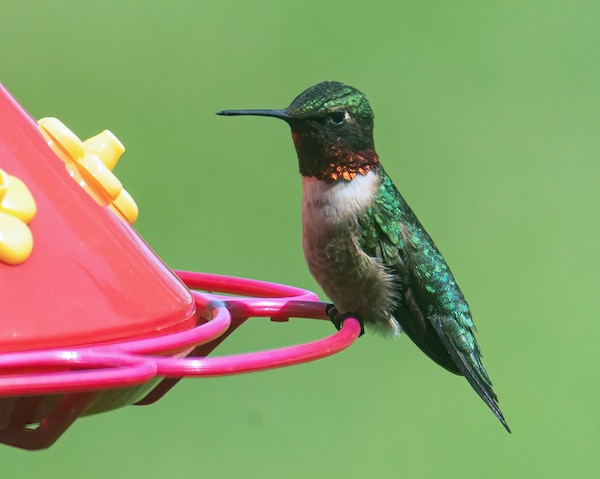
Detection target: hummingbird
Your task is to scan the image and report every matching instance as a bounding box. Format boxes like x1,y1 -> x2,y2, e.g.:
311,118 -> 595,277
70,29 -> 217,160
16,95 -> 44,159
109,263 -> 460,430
217,81 -> 509,432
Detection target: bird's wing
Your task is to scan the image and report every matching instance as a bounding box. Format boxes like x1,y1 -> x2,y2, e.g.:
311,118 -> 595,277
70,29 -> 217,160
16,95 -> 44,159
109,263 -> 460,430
356,169 -> 465,373
358,168 -> 509,431
428,312 -> 510,431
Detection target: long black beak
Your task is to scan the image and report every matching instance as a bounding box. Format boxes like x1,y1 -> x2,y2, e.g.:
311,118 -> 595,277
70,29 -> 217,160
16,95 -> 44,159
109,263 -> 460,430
216,109 -> 293,120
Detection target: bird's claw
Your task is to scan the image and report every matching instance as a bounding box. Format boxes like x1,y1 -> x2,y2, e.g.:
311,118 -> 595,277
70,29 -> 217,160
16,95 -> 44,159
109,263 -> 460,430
324,304 -> 365,337
325,303 -> 338,321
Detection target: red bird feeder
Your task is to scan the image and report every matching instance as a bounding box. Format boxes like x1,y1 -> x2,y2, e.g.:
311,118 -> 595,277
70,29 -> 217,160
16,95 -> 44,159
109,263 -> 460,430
0,84 -> 362,450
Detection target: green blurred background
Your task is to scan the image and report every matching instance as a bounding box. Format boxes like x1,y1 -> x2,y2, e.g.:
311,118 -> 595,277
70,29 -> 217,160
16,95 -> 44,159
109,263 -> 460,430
1,1 -> 598,477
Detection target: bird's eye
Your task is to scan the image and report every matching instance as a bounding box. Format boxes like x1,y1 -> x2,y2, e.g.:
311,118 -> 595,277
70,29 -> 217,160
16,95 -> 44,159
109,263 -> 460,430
328,110 -> 346,126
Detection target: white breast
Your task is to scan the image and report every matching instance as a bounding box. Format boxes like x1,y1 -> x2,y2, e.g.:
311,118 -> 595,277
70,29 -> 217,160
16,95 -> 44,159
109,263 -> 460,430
300,169 -> 400,336
301,170 -> 380,228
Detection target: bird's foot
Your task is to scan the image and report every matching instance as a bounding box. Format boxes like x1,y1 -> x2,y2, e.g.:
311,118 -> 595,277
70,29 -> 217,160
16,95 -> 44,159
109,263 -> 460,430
325,304 -> 365,337
325,303 -> 338,321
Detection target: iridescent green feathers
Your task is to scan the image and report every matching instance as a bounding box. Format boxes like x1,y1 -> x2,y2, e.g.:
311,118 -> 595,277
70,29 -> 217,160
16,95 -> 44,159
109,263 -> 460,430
287,81 -> 374,125
357,169 -> 508,430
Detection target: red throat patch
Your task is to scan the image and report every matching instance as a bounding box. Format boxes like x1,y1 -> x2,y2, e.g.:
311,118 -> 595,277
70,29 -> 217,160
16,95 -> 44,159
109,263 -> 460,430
292,130 -> 380,183
322,146 -> 380,183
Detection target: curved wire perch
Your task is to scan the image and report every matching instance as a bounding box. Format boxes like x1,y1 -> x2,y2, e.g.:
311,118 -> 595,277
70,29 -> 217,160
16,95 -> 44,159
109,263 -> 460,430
152,300 -> 362,377
150,271 -> 362,376
0,350 -> 157,396
0,272 -> 361,397
100,294 -> 232,356
176,270 -> 320,303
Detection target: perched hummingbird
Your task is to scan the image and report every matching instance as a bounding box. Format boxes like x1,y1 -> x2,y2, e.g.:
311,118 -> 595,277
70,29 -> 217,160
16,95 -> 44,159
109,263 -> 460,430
217,81 -> 509,432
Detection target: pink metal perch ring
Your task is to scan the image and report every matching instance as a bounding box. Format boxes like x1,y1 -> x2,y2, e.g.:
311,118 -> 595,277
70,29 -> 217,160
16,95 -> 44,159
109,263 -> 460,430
0,271 -> 362,396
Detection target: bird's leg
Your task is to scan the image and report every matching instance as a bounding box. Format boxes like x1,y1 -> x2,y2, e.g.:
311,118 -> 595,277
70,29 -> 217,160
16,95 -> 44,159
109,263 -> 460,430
325,304 -> 365,337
